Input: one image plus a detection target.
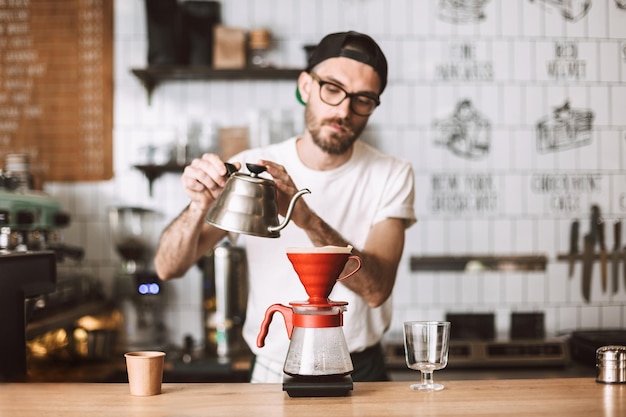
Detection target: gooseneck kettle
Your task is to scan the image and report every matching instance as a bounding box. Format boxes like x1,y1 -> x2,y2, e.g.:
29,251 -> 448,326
205,163 -> 310,238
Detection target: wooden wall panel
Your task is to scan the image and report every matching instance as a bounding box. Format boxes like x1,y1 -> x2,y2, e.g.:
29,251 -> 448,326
0,0 -> 113,182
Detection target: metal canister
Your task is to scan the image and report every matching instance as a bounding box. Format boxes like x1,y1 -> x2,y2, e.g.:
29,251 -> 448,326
596,345 -> 626,384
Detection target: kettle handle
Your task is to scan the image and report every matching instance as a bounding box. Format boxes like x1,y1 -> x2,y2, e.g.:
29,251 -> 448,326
224,162 -> 238,176
337,255 -> 362,281
256,304 -> 294,348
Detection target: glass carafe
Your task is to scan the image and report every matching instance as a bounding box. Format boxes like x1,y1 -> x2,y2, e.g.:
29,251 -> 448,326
283,305 -> 353,377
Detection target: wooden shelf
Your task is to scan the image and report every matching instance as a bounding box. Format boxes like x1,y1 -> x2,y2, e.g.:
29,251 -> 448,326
131,67 -> 303,103
410,255 -> 548,272
134,163 -> 185,196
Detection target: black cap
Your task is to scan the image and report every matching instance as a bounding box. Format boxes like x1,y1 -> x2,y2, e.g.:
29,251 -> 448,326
303,31 -> 388,94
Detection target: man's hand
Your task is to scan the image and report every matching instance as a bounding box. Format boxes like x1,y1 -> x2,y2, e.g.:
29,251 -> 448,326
182,153 -> 241,212
260,159 -> 316,229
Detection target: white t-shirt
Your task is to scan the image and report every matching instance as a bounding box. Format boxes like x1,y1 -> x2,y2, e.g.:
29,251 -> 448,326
231,137 -> 416,366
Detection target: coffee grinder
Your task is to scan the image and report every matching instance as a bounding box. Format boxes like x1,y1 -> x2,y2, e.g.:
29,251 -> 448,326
256,246 -> 361,397
108,206 -> 165,351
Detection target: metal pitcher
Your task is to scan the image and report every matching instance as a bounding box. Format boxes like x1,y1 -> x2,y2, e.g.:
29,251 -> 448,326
205,163 -> 310,238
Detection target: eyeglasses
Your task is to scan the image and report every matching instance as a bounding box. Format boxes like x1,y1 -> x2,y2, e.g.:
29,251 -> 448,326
309,73 -> 380,116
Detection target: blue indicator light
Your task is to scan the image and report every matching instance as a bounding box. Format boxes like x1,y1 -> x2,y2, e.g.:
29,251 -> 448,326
138,282 -> 161,295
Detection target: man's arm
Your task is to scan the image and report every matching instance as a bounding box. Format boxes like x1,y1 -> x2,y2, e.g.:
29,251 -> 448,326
154,153 -> 236,280
154,203 -> 226,279
262,159 -> 407,308
302,214 -> 405,308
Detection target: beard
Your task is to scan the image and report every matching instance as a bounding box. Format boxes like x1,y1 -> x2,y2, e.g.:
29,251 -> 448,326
305,106 -> 366,155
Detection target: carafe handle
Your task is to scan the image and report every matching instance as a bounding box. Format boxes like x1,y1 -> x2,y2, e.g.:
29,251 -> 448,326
256,304 -> 294,348
337,255 -> 362,281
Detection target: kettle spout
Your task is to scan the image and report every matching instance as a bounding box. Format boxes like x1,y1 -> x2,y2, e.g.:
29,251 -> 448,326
267,188 -> 311,233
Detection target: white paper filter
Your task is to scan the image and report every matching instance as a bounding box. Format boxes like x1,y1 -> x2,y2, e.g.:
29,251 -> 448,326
286,245 -> 353,254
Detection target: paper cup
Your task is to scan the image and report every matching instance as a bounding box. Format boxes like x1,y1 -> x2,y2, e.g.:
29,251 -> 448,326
124,351 -> 166,396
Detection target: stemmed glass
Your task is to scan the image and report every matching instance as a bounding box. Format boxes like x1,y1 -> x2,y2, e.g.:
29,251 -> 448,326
403,321 -> 451,391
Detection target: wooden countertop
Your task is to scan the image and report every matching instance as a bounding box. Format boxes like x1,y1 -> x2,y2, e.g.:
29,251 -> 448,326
0,378 -> 623,416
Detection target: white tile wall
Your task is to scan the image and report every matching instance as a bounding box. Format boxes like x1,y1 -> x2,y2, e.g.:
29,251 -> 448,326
40,0 -> 626,349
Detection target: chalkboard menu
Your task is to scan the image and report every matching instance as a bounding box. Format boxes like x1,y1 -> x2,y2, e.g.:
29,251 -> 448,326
0,0 -> 113,182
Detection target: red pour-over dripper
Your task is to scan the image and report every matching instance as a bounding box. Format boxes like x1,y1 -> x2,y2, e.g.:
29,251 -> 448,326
286,246 -> 361,305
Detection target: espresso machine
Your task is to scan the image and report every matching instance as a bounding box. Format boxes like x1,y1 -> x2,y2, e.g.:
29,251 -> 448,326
108,206 -> 166,351
256,246 -> 361,397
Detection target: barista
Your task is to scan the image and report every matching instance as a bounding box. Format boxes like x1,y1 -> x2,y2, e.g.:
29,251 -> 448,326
154,31 -> 416,382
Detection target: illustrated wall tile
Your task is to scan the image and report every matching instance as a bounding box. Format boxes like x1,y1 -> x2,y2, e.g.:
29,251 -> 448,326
542,3 -> 568,38
460,273 -> 480,305
512,41 -> 534,81
554,148 -> 578,170
609,5 -> 626,38
522,85 -> 546,125
492,218 -> 513,253
490,40 -> 510,82
248,0 -> 277,27
502,175 -> 524,216
541,307 -> 559,336
563,6 -> 591,39
469,219 -> 491,252
577,134 -> 600,170
537,218 -> 557,253
478,84 -> 501,124
424,39 -> 447,81
447,218 -> 469,253
598,131 -> 622,170
610,85 -> 626,125
294,1 -> 320,37
216,1 -> 248,30
521,0 -> 544,37
618,41 -> 626,82
490,129 -> 513,171
557,306 -> 580,331
362,0 -> 387,36
585,86 -> 609,127
611,172 -> 626,213
415,274 -> 437,308
579,305 -> 601,328
526,272 -> 547,304
535,147 -> 559,171
504,273 -> 525,304
436,273 -> 460,305
409,0 -> 434,36
413,85 -> 435,126
399,40 -> 422,80
525,173 -> 546,214
535,40 -> 555,82
387,83 -> 413,127
391,271 -> 413,306
508,130 -> 533,171
513,218 -> 536,252
600,305 -> 622,327
584,0 -> 607,38
498,0 -> 522,37
482,274 -> 502,304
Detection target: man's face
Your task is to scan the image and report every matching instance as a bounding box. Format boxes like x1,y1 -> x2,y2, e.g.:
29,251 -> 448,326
303,58 -> 381,155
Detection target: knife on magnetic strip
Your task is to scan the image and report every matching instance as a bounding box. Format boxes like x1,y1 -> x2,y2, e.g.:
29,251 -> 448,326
581,234 -> 594,303
612,220 -> 621,294
581,205 -> 600,303
568,219 -> 580,278
598,218 -> 607,293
